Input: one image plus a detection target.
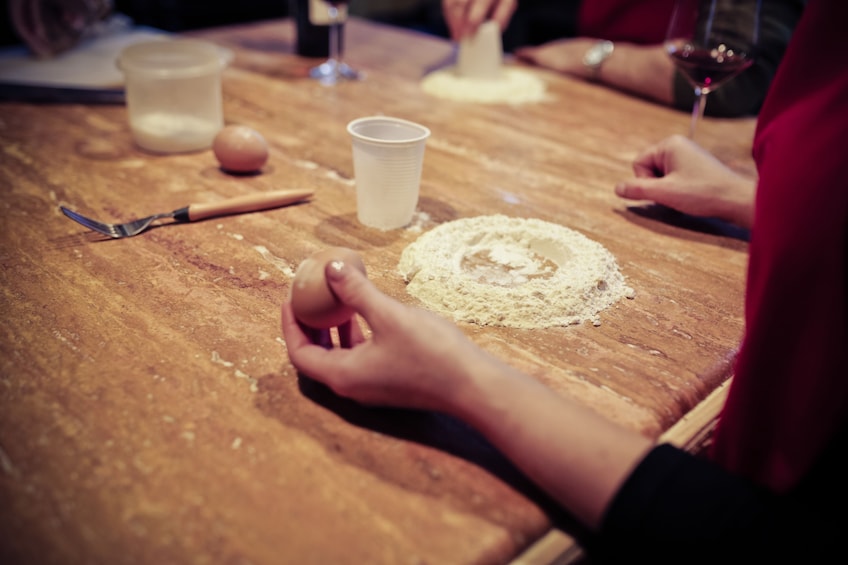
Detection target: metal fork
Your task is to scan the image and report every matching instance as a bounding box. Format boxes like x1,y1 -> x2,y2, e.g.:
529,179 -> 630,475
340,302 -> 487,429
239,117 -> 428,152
61,189 -> 314,239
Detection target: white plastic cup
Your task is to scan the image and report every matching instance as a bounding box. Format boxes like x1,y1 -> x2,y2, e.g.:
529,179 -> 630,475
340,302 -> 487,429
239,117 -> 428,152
117,39 -> 231,154
347,116 -> 431,230
456,20 -> 503,80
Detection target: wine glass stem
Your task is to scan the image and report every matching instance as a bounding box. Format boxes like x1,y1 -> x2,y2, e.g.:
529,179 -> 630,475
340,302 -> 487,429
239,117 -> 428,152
689,87 -> 707,139
328,5 -> 341,69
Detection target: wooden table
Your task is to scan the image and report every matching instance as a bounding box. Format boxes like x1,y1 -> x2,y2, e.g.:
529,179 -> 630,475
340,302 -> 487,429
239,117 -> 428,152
0,17 -> 756,565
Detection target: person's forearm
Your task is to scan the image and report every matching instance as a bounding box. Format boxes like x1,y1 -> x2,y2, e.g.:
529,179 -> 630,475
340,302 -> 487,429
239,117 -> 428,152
712,176 -> 756,229
446,351 -> 653,530
515,40 -> 676,106
596,43 -> 675,106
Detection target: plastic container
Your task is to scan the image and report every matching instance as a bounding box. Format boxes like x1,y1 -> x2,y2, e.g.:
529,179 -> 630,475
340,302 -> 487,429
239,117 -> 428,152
457,20 -> 503,80
347,116 -> 431,230
117,39 -> 231,154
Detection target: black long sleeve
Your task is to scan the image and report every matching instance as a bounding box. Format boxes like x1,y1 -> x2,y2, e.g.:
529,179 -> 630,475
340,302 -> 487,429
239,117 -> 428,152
584,431 -> 847,564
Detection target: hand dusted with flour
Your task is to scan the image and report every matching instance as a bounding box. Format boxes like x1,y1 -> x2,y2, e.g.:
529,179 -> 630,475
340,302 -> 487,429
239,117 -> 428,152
398,215 -> 634,328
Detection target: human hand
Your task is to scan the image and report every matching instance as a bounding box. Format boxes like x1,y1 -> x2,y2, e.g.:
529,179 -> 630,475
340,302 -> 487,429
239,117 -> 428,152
615,135 -> 756,229
282,254 -> 654,533
281,258 -> 494,413
442,0 -> 517,41
10,0 -> 114,57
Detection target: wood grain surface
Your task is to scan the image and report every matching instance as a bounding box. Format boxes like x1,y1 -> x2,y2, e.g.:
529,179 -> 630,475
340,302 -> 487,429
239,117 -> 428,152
0,17 -> 756,565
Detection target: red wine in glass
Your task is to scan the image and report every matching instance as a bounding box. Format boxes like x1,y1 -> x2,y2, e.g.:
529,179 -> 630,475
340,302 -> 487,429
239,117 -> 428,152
668,45 -> 753,92
665,0 -> 760,138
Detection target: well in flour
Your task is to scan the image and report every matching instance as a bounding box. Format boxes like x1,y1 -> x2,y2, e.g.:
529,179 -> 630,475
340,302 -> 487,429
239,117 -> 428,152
398,215 -> 634,328
420,67 -> 547,105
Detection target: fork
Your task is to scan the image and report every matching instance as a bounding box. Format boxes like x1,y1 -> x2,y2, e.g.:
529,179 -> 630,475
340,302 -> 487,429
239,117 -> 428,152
61,189 -> 314,239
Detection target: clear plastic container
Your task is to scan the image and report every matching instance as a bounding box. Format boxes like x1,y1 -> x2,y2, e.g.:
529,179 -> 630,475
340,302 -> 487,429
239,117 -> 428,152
347,116 -> 431,230
117,39 -> 231,154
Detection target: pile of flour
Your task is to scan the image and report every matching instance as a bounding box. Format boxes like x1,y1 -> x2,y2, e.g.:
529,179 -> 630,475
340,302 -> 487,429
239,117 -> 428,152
398,215 -> 634,328
420,67 -> 547,105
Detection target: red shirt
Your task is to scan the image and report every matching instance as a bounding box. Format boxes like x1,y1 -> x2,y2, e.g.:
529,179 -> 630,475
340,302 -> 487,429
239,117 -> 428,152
710,0 -> 848,492
578,0 -> 678,44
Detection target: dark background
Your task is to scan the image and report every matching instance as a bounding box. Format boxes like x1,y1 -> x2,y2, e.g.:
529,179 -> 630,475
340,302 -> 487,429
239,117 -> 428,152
1,0 -> 576,52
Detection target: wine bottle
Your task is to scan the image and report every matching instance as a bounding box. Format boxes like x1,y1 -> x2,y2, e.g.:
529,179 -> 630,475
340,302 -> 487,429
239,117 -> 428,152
291,0 -> 329,57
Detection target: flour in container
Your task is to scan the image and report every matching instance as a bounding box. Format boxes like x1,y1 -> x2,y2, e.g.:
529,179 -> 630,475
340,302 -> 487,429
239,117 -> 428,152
398,215 -> 634,328
420,67 -> 547,105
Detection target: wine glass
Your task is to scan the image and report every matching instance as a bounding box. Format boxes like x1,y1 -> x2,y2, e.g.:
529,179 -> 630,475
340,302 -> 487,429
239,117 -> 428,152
665,0 -> 760,138
309,0 -> 361,85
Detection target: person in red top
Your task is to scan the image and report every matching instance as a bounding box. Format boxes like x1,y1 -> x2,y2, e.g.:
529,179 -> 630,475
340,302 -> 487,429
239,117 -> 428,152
707,0 -> 848,492
441,0 -> 805,117
616,0 -> 848,494
281,0 -> 847,559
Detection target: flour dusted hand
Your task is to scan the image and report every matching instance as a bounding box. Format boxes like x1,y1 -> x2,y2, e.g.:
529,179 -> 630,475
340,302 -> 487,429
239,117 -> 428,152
442,0 -> 517,41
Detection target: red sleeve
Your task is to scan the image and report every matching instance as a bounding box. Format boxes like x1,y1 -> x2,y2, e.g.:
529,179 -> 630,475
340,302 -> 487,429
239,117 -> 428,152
709,0 -> 848,492
577,0 -> 677,43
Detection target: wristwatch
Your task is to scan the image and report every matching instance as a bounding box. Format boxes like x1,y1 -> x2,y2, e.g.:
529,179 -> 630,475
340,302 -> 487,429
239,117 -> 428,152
582,40 -> 614,79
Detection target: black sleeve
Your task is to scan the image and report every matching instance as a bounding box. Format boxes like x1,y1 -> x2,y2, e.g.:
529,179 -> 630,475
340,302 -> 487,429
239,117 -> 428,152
583,443 -> 839,564
672,0 -> 807,117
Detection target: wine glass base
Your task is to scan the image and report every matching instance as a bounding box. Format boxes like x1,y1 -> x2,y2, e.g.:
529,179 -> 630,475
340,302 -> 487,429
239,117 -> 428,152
309,60 -> 362,86
337,63 -> 361,80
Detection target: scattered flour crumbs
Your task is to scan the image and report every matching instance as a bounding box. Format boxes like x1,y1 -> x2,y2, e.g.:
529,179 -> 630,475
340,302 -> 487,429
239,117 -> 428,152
420,67 -> 547,104
398,215 -> 634,328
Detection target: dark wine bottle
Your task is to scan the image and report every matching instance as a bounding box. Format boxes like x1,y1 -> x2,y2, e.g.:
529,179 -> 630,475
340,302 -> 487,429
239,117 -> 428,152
291,0 -> 330,57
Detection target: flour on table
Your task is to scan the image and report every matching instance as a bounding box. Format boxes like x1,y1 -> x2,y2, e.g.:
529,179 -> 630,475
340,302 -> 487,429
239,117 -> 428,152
398,215 -> 634,328
420,67 -> 547,104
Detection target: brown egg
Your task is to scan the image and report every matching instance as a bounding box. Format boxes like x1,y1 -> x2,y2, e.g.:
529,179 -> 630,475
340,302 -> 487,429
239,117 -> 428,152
213,125 -> 269,172
290,247 -> 367,329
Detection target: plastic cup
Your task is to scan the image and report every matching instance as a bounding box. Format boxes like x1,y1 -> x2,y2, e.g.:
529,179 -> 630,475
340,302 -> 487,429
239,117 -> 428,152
117,39 -> 232,154
456,20 -> 503,80
347,116 -> 431,230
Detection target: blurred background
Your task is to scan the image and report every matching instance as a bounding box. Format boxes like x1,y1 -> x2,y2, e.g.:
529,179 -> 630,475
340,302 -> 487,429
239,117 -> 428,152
1,0 -> 576,54
0,0 -> 447,46
109,0 -> 446,33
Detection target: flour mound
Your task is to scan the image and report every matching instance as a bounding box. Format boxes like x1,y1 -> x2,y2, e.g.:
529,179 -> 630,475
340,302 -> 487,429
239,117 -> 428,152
398,215 -> 633,328
420,67 -> 547,105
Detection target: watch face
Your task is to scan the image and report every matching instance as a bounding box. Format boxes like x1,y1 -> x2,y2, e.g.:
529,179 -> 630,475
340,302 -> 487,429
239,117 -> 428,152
584,41 -> 613,68
585,47 -> 603,66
